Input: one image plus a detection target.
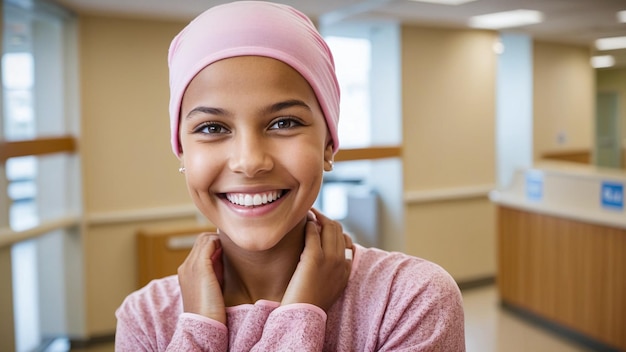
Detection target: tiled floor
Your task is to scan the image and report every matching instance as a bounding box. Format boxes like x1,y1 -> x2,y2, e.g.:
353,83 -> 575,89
463,285 -> 592,352
66,284 -> 592,352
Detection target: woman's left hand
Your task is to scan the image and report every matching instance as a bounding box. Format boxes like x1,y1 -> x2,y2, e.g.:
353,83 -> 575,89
281,208 -> 353,311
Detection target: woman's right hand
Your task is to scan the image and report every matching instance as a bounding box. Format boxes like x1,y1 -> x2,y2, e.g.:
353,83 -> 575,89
177,233 -> 226,325
281,209 -> 353,312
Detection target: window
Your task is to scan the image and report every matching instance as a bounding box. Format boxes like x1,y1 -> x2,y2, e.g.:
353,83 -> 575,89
1,0 -> 80,350
325,36 -> 371,149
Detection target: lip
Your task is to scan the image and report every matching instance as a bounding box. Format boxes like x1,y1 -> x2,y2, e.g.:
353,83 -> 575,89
219,189 -> 290,217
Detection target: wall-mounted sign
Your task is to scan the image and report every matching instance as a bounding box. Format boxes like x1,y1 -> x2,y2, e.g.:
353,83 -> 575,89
525,171 -> 543,201
601,182 -> 624,210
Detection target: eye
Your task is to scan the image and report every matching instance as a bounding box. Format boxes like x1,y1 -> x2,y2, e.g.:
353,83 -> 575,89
268,117 -> 303,130
194,122 -> 230,135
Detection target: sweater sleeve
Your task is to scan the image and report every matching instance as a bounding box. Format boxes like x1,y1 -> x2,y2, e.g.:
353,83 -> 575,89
249,303 -> 327,351
115,276 -> 229,352
165,313 -> 228,351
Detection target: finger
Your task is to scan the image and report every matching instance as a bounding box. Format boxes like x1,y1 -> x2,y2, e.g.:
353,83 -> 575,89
310,208 -> 330,225
343,233 -> 354,249
303,220 -> 322,254
311,210 -> 345,261
181,233 -> 220,270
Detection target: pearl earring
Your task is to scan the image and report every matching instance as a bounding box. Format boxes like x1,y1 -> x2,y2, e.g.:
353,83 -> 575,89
178,167 -> 186,173
327,160 -> 334,171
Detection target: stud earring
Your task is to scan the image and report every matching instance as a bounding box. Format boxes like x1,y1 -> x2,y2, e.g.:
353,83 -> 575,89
178,167 -> 186,174
327,160 -> 334,171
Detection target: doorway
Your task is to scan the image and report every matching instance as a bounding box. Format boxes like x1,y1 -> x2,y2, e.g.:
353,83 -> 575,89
595,91 -> 622,168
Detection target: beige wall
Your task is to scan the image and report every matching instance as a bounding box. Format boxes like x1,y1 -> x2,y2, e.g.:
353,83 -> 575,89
401,25 -> 497,281
80,16 -> 189,213
79,15 -> 199,336
533,41 -> 594,160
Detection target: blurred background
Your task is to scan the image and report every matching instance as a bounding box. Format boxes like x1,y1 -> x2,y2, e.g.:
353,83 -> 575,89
0,0 -> 624,351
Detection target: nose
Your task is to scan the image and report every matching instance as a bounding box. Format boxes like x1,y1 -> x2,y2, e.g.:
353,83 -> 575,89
227,132 -> 273,177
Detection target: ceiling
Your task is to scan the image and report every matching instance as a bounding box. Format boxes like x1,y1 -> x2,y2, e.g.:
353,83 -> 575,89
52,0 -> 626,68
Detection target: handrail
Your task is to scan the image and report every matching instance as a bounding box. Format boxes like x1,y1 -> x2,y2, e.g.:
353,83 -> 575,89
86,204 -> 198,226
0,136 -> 77,162
404,184 -> 495,204
0,214 -> 81,248
334,146 -> 402,162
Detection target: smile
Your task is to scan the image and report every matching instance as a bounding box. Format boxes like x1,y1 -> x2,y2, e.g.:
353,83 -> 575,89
225,190 -> 285,207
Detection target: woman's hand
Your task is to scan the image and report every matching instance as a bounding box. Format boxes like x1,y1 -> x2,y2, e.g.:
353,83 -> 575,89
281,208 -> 353,311
177,233 -> 226,324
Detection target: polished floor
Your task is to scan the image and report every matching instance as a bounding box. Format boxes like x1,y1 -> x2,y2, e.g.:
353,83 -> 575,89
462,285 -> 592,352
64,284 -> 592,352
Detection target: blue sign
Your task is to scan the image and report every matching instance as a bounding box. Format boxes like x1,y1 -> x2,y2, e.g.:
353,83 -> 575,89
601,182 -> 624,210
526,172 -> 543,201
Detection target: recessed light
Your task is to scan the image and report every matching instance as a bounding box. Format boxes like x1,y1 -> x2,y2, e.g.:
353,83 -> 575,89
595,36 -> 626,51
591,55 -> 615,69
618,10 -> 626,23
409,0 -> 477,4
469,9 -> 544,30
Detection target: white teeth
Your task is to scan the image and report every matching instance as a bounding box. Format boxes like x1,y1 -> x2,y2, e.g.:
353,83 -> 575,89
227,191 -> 282,207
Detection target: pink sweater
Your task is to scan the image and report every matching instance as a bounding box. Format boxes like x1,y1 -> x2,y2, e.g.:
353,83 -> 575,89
116,244 -> 465,351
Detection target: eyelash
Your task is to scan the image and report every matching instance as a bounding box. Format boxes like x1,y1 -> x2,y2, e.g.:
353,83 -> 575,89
269,117 -> 303,130
192,117 -> 303,135
193,122 -> 229,135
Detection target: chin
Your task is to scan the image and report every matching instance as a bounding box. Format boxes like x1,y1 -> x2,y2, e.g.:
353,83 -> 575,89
220,227 -> 287,252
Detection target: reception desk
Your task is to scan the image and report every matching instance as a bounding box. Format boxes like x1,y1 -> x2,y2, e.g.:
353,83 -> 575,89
490,162 -> 625,351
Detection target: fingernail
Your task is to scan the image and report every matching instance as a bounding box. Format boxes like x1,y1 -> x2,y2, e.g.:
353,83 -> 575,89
345,248 -> 353,261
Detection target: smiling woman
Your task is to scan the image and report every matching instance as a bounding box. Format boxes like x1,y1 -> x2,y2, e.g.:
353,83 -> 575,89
115,2 -> 465,351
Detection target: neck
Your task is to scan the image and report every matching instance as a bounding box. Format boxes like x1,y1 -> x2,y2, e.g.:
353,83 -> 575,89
219,217 -> 307,307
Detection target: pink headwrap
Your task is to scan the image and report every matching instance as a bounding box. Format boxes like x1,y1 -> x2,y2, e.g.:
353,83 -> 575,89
168,1 -> 340,157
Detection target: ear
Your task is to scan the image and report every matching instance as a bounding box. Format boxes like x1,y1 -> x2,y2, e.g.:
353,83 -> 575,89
323,139 -> 334,172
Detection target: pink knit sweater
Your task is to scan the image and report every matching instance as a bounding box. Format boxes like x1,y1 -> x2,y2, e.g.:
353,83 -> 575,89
115,244 -> 465,351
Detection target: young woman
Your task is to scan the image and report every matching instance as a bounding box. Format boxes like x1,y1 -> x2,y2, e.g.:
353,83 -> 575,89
115,2 -> 465,351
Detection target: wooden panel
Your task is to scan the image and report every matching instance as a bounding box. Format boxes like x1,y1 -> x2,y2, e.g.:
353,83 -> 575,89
136,225 -> 216,289
497,206 -> 626,350
0,136 -> 76,162
334,146 -> 402,162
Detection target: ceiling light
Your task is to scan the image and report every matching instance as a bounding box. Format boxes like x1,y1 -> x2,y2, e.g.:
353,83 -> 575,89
595,36 -> 626,51
409,0 -> 478,5
469,10 -> 544,29
591,55 -> 615,69
618,10 -> 626,23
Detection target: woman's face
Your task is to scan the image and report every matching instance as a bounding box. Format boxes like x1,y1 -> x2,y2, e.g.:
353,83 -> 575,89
180,56 -> 333,252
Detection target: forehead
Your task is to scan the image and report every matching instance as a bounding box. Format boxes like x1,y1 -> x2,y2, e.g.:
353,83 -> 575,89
185,56 -> 315,99
179,56 -> 326,125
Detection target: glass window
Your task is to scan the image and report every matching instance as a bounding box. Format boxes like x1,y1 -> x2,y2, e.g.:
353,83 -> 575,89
325,36 -> 371,148
2,1 -> 79,350
2,52 -> 35,139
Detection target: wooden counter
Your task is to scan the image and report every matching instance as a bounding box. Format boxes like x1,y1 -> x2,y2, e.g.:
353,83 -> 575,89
491,162 -> 625,351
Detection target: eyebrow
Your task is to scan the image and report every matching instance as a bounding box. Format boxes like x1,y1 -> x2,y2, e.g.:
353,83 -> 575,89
185,99 -> 311,119
264,99 -> 312,114
185,106 -> 228,119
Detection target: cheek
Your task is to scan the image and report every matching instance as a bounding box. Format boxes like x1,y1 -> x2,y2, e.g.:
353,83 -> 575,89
183,148 -> 222,191
283,142 -> 325,187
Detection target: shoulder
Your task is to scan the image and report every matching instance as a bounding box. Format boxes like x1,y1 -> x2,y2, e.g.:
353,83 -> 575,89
349,246 -> 464,348
351,245 -> 462,310
354,245 -> 458,290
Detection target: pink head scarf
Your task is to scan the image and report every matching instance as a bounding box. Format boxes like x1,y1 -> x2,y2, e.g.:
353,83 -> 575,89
168,1 -> 340,157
